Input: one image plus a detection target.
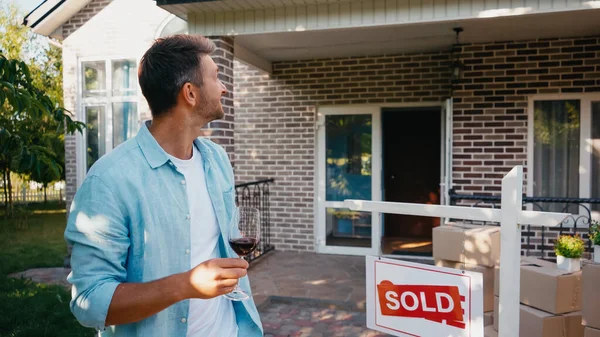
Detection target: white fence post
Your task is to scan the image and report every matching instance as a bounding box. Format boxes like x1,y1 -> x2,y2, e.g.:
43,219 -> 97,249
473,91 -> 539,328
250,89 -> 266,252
498,166 -> 523,337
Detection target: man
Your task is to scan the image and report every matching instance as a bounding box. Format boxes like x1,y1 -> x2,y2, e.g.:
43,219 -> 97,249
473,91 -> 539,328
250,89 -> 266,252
65,35 -> 263,337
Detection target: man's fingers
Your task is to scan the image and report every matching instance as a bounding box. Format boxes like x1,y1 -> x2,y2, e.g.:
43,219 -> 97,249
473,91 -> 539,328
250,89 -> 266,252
221,286 -> 236,295
218,267 -> 247,280
216,258 -> 249,269
218,278 -> 239,288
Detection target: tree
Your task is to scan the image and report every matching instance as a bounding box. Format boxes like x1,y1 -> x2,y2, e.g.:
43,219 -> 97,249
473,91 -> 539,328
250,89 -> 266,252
0,1 -> 81,211
1,51 -> 84,215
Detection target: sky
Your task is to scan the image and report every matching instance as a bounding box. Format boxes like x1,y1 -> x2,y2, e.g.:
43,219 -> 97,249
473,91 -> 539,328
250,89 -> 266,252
14,0 -> 42,14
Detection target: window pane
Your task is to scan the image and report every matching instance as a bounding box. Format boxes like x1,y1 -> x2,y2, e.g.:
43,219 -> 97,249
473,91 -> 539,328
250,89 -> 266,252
325,115 -> 372,202
86,106 -> 106,171
112,60 -> 137,96
325,208 -> 371,246
113,102 -> 139,147
83,61 -> 106,97
533,100 -> 580,213
592,102 -> 600,213
159,16 -> 188,38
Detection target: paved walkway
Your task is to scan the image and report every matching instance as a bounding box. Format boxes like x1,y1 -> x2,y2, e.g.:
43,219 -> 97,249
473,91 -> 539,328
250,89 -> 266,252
260,297 -> 390,337
9,251 -> 429,336
248,251 -> 369,310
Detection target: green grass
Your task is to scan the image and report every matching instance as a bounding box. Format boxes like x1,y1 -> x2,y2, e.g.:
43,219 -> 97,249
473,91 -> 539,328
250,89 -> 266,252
0,204 -> 95,337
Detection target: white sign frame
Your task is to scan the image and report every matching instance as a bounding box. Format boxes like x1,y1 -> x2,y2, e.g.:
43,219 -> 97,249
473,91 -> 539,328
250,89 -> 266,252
366,255 -> 484,337
347,166 -> 570,337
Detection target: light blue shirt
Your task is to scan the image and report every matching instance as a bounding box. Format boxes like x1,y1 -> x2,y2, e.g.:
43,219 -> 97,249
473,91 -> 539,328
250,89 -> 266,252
65,121 -> 263,337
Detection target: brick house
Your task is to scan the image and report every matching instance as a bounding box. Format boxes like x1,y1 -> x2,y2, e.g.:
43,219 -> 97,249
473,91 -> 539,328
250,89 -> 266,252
25,0 -> 600,259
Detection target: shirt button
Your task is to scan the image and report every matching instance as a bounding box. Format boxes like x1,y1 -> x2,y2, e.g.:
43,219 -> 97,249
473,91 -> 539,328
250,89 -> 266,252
181,318 -> 187,323
185,249 -> 190,255
186,214 -> 190,220
180,180 -> 186,185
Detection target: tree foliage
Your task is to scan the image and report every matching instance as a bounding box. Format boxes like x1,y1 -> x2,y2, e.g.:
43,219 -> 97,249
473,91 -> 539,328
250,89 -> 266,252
1,1 -> 84,214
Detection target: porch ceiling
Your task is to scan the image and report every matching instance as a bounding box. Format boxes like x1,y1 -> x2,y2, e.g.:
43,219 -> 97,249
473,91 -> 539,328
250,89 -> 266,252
235,9 -> 600,61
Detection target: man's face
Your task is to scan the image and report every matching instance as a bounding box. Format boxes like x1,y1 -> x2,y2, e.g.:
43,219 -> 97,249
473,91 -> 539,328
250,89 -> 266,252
195,55 -> 227,121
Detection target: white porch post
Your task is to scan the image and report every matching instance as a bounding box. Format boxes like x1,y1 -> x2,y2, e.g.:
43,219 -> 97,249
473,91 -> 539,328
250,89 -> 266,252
498,166 -> 523,337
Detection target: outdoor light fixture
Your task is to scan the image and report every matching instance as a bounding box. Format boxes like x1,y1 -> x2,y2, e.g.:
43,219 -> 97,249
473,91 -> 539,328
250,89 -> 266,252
450,27 -> 465,84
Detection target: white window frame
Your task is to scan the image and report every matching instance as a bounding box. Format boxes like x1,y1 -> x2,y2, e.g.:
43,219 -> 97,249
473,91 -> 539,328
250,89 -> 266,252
76,56 -> 141,188
527,93 -> 600,223
315,105 -> 382,256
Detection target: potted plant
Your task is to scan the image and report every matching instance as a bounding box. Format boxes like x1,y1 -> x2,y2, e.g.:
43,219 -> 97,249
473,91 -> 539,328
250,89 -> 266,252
589,220 -> 600,263
554,234 -> 585,272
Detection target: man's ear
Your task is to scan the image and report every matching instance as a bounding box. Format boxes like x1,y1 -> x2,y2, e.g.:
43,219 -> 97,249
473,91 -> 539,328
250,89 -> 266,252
179,83 -> 197,107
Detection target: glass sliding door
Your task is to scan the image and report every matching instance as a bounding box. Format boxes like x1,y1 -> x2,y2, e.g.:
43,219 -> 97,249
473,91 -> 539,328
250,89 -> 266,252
317,107 -> 381,256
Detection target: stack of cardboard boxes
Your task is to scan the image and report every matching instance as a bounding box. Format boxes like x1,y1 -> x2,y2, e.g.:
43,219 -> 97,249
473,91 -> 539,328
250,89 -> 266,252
492,257 -> 583,337
432,223 -> 501,333
583,262 -> 600,336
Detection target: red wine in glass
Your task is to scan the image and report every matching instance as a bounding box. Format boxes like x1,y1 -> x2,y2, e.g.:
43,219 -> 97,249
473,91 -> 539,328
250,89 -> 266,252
229,237 -> 259,256
224,206 -> 260,301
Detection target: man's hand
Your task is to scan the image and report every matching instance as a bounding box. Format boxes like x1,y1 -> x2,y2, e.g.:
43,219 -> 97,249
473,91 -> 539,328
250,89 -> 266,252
105,258 -> 249,326
184,258 -> 249,299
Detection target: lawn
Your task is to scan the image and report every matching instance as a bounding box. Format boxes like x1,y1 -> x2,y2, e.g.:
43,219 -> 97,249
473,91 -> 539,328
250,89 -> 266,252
0,202 -> 95,337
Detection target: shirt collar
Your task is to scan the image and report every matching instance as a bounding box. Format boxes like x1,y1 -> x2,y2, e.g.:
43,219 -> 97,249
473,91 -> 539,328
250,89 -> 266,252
136,120 -> 213,169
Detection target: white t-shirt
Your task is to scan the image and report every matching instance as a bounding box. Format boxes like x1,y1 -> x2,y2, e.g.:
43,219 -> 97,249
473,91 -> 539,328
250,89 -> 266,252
167,145 -> 238,337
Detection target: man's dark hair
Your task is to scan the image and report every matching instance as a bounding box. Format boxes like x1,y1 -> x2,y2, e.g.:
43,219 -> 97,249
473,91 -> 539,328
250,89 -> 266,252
138,35 -> 216,117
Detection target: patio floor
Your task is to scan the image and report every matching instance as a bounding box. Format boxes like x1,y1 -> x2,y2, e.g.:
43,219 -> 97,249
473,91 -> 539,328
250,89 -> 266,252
11,250 -> 435,336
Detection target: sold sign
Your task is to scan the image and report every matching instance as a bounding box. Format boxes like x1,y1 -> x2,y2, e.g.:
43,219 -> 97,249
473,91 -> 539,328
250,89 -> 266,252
366,256 -> 483,337
377,281 -> 466,329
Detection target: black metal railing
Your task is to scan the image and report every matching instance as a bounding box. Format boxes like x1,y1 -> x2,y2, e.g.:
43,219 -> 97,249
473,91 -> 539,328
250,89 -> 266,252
449,190 -> 600,259
235,179 -> 275,263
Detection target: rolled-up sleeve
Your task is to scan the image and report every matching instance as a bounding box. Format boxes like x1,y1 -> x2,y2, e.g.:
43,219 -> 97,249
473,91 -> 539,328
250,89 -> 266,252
65,175 -> 129,330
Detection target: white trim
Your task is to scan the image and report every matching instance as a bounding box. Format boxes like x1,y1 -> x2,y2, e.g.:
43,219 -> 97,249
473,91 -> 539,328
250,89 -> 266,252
234,41 -> 273,74
439,98 -> 453,225
184,0 -> 600,36
527,93 -> 600,224
25,0 -> 93,37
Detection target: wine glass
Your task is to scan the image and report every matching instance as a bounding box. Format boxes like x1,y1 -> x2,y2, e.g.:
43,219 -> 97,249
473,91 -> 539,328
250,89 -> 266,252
224,206 -> 260,301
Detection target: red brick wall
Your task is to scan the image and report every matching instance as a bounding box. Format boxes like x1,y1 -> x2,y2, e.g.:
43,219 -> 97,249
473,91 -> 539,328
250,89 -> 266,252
234,53 -> 452,251
452,36 -> 600,196
62,0 -> 113,38
452,36 -> 600,258
235,36 -> 600,255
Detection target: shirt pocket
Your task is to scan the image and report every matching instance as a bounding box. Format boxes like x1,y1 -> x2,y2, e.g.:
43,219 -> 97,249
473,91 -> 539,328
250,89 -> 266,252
222,188 -> 236,218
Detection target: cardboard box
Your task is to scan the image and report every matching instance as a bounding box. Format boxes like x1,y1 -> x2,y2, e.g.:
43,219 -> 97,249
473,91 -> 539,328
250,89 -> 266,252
583,263 -> 600,330
494,258 -> 582,314
494,300 -> 583,337
485,325 -> 498,337
520,305 -> 583,337
520,258 -> 582,314
435,259 -> 495,312
493,256 -> 537,297
432,224 -> 500,267
585,327 -> 600,337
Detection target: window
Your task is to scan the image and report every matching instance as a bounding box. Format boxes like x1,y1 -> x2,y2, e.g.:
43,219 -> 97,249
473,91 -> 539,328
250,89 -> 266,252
529,95 -> 600,218
157,15 -> 188,38
81,59 -> 139,172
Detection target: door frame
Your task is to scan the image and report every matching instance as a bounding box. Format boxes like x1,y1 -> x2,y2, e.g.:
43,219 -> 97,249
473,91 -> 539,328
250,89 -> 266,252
315,102 -> 448,256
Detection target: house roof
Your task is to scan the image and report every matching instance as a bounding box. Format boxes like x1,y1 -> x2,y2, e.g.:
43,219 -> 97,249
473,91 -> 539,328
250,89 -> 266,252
22,0 -> 93,38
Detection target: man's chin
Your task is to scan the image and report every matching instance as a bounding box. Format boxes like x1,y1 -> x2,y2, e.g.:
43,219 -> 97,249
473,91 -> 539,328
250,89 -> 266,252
216,107 -> 225,119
